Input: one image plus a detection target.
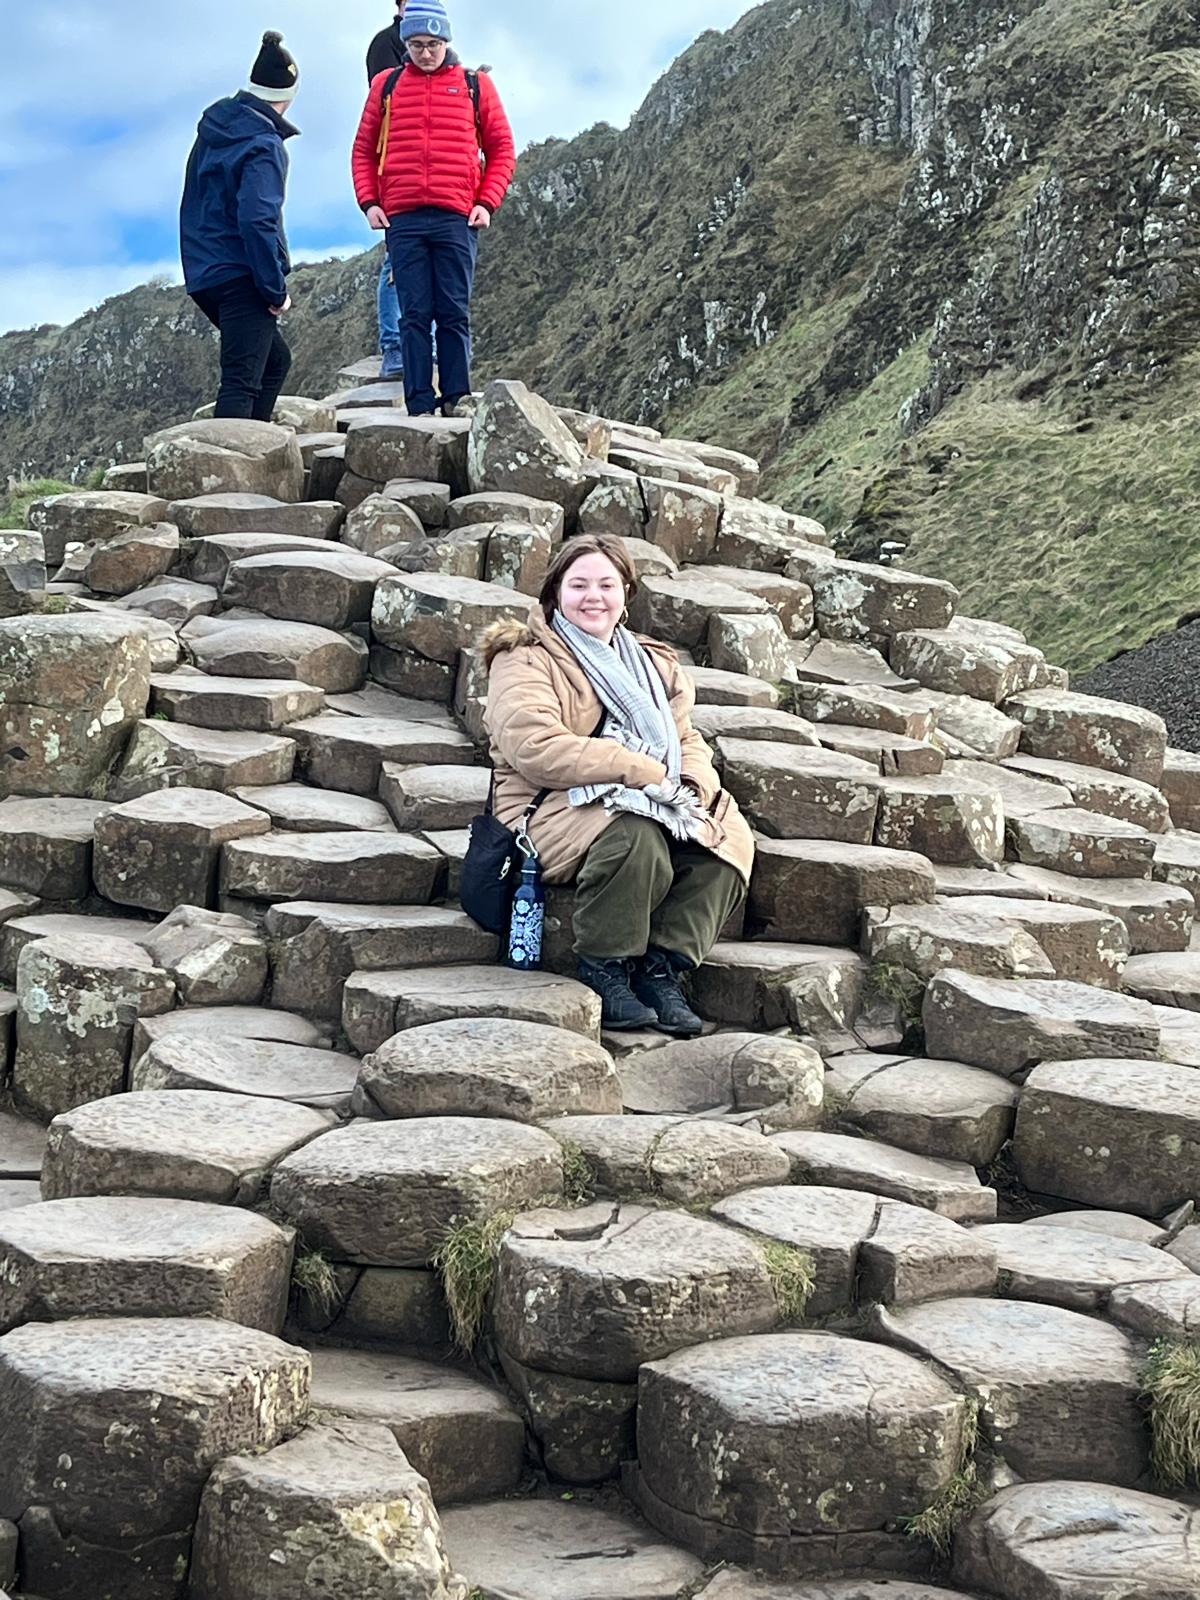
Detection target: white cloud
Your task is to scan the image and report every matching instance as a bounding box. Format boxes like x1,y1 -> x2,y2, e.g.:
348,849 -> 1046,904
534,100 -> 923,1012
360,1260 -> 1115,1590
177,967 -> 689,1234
0,0 -> 756,332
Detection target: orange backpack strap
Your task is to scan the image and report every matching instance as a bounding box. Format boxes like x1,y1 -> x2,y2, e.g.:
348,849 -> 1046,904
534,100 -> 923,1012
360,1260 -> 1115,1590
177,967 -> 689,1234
376,66 -> 404,176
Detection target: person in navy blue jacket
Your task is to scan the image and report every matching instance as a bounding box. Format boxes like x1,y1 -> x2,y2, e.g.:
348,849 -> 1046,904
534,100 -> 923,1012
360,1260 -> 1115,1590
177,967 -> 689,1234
180,32 -> 300,421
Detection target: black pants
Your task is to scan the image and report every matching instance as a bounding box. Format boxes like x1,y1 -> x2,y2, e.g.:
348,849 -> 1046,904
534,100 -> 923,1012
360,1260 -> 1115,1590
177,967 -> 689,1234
191,276 -> 291,421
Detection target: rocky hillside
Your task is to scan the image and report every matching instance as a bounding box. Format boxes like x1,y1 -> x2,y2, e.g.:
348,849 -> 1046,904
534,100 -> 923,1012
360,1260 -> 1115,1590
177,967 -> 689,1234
5,0 -> 1200,674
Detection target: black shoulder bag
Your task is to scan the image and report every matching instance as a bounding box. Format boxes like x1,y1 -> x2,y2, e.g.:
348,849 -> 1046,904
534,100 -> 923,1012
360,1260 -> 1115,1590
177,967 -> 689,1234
460,777 -> 550,935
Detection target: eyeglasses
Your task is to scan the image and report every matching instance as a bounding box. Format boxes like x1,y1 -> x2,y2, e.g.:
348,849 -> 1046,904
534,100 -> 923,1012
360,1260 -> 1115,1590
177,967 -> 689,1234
408,39 -> 447,53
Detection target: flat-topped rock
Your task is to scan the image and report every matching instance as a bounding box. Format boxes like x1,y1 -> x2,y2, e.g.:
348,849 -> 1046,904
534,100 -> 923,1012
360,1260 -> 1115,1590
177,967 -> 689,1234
801,558 -> 958,650
1123,950 -> 1200,1009
924,690 -> 1024,761
0,1196 -> 292,1334
791,682 -> 935,741
150,669 -> 324,732
146,417 -> 305,501
93,786 -> 269,912
685,665 -> 782,707
541,1114 -> 791,1207
343,965 -> 601,1054
0,1181 -> 39,1215
379,763 -> 490,830
948,757 -> 1074,818
1008,805 -> 1157,879
692,942 -> 892,1047
85,520 -> 179,596
697,1579 -> 978,1600
924,972 -> 1161,1078
26,488 -> 167,565
0,797 -> 113,899
975,1221 -> 1193,1312
929,892 -> 1129,985
187,530 -> 337,587
233,783 -> 394,833
0,1112 -> 46,1182
633,1331 -> 969,1573
1005,688 -> 1168,784
1162,746 -> 1200,829
110,574 -> 220,625
346,412 -> 469,485
825,1053 -> 1018,1166
132,1034 -> 360,1113
372,571 -> 528,662
720,740 -> 880,844
863,902 -> 1055,983
617,1032 -> 825,1131
1109,1278 -> 1200,1340
1007,861 -> 1192,955
190,1419 -> 467,1600
266,902 -> 495,1021
631,573 -> 768,648
225,547 -> 394,629
793,637 -> 915,691
953,1482 -> 1200,1600
1003,752 -> 1171,831
875,1296 -> 1149,1485
309,1348 -> 525,1505
143,904 -> 268,1005
1014,1057 -> 1200,1213
130,1003 -> 328,1067
770,1130 -> 996,1223
750,838 -> 937,945
112,719 -> 295,800
288,712 -> 475,795
356,1018 -> 620,1122
0,910 -> 158,984
873,773 -> 1004,865
692,706 -> 820,746
13,934 -> 175,1120
0,1315 -> 309,1595
494,1204 -> 779,1383
890,625 -> 1041,703
271,1118 -> 563,1267
42,1089 -> 332,1205
185,615 -> 367,691
0,614 -> 151,798
442,1498 -> 703,1600
168,491 -> 343,538
221,830 -> 443,907
815,722 -> 943,776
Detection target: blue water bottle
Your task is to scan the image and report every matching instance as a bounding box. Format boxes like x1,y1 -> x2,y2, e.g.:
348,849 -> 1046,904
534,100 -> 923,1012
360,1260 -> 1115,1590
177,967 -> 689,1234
507,840 -> 545,971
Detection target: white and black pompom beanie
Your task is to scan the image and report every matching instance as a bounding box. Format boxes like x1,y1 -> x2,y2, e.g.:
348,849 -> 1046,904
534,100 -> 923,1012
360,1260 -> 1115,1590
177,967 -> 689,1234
246,31 -> 300,105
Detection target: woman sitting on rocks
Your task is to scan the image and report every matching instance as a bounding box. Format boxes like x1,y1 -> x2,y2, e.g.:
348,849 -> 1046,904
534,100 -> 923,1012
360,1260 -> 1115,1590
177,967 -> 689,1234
482,535 -> 755,1036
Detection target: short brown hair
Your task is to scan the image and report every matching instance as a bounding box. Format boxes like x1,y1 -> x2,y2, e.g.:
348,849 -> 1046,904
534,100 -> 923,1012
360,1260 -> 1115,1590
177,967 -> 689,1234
539,535 -> 638,622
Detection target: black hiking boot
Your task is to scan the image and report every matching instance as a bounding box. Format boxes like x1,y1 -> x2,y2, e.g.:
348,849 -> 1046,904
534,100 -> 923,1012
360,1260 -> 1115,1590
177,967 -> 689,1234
633,948 -> 704,1038
578,956 -> 657,1031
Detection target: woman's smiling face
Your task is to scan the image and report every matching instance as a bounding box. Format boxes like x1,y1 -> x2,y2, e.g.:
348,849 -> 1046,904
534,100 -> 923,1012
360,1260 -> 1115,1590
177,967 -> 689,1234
559,551 -> 627,643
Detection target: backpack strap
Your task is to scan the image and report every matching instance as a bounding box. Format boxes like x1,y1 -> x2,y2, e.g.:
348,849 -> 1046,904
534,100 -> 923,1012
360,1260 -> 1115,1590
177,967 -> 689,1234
376,66 -> 405,176
465,68 -> 483,146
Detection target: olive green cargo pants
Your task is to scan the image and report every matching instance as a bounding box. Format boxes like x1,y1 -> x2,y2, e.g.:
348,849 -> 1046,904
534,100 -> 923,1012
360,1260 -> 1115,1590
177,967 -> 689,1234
572,814 -> 745,969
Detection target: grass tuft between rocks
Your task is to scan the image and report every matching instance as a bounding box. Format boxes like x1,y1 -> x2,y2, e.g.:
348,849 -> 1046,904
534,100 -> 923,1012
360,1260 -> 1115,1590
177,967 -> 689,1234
559,1139 -> 597,1207
1143,1340 -> 1200,1489
755,1237 -> 815,1324
904,1396 -> 985,1557
291,1245 -> 342,1319
434,1212 -> 515,1353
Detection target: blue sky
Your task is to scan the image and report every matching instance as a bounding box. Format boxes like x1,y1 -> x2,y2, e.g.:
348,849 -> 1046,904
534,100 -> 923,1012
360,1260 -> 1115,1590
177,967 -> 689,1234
0,1 -> 755,335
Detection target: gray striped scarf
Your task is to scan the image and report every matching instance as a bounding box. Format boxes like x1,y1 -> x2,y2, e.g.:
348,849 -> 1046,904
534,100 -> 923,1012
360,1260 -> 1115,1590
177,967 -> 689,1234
552,611 -> 700,842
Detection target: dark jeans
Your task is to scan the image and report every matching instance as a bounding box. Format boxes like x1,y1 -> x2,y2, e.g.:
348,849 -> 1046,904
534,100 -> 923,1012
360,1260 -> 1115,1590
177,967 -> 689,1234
386,207 -> 478,415
191,275 -> 292,421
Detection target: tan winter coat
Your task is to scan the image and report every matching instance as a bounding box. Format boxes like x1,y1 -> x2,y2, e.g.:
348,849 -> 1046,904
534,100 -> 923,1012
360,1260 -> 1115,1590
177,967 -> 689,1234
481,607 -> 756,886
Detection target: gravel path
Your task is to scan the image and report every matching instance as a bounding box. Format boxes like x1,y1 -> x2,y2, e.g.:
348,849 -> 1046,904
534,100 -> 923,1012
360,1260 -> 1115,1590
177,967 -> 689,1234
1078,621 -> 1200,753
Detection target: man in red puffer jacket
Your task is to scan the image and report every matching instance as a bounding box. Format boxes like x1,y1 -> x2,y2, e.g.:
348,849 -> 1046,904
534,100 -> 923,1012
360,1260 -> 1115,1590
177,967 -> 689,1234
352,0 -> 516,416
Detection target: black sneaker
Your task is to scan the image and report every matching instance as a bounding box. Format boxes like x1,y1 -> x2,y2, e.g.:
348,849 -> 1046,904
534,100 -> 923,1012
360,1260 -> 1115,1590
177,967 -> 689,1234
633,948 -> 703,1038
578,956 -> 657,1031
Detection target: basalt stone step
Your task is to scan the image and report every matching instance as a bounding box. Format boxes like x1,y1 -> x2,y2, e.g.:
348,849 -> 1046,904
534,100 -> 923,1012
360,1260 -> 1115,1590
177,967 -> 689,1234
1014,1057 -> 1200,1214
1007,806 -> 1157,880
325,683 -> 461,726
84,521 -> 179,597
0,911 -> 159,986
1162,746 -> 1200,829
184,615 -> 368,692
167,491 -> 343,539
379,763 -> 490,830
343,966 -> 602,1055
130,1003 -> 329,1068
372,572 -> 528,663
791,683 -> 935,742
189,1419 -> 465,1600
947,757 -> 1074,818
874,773 -> 1005,865
144,905 -> 268,1006
0,1196 -> 293,1335
924,691 -> 1024,762
749,839 -> 937,946
149,669 -> 325,732
685,564 -> 814,637
287,712 -> 476,795
792,637 -> 916,692
111,720 -> 296,801
975,1221 -> 1193,1312
232,783 -> 394,834
42,1089 -> 333,1205
863,902 -> 1055,983
1154,828 -> 1200,895
708,611 -> 795,681
221,830 -> 443,907
926,892 -> 1130,986
874,1296 -> 1149,1486
769,1131 -> 997,1223
697,1578 -> 979,1600
26,488 -> 168,566
1036,1209 -> 1168,1245
1003,753 -> 1171,832
1006,862 -> 1192,955
147,419 -> 305,502
447,490 -> 564,540
270,1118 -> 564,1268
1109,1278 -> 1200,1340
541,1114 -> 791,1207
684,665 -> 782,707
13,934 -> 175,1120
933,865 -> 1049,898
825,1053 -> 1019,1166
354,1018 -> 621,1122
345,413 -> 469,486
617,1032 -> 825,1132
493,1203 -> 780,1384
924,972 -> 1161,1079
631,1331 -> 969,1575
442,1499 -> 703,1600
132,1035 -> 361,1114
186,531 -> 341,587
224,548 -> 395,630
953,1482 -> 1200,1599
1123,950 -> 1200,1009
110,574 -> 220,625
814,723 -> 943,776
0,798 -> 113,900
0,1113 -> 46,1181
1004,688 -> 1168,784
94,787 -> 271,913
719,739 -> 881,843
889,626 -> 1042,704
0,1182 -> 39,1215
266,903 -> 495,1022
691,706 -> 820,746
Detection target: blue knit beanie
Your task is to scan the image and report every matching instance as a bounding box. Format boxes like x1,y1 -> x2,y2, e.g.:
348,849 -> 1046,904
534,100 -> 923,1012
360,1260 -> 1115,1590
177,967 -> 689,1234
402,3 -> 452,43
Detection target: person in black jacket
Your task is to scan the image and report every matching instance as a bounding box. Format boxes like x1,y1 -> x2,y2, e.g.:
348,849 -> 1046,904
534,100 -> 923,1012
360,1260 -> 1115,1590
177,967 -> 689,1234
180,32 -> 299,420
368,1 -> 409,379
